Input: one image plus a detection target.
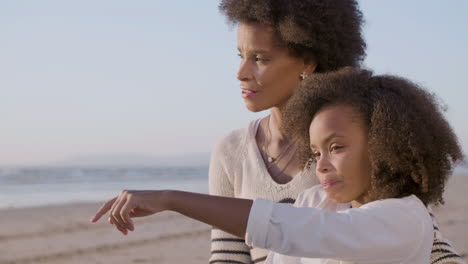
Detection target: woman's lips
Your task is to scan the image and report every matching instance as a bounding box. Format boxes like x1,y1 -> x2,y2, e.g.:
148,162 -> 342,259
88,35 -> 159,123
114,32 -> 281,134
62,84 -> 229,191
241,88 -> 258,98
321,180 -> 342,189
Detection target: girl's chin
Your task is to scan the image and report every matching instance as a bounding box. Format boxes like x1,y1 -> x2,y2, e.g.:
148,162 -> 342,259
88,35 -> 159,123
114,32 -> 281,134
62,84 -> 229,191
324,191 -> 353,204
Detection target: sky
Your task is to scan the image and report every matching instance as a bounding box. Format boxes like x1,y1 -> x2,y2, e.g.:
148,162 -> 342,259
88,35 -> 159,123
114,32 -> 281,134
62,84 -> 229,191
0,0 -> 467,166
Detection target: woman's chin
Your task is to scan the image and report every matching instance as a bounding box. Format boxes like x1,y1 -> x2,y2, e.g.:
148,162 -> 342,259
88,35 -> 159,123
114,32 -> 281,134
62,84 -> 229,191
244,102 -> 268,112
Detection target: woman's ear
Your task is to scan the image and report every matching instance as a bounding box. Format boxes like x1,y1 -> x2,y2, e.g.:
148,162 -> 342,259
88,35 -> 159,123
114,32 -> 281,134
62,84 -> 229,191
303,62 -> 318,75
299,62 -> 318,80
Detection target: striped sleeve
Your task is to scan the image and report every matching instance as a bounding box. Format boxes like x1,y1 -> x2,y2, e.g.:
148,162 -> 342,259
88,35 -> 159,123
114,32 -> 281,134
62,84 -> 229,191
429,209 -> 466,264
208,135 -> 253,264
209,228 -> 252,264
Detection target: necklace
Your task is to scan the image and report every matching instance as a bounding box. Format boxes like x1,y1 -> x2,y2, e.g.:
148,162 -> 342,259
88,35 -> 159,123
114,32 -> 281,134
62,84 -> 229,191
263,116 -> 295,165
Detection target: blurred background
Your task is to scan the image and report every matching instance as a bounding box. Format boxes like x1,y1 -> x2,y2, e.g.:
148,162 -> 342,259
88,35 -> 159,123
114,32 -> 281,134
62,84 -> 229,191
0,1 -> 467,263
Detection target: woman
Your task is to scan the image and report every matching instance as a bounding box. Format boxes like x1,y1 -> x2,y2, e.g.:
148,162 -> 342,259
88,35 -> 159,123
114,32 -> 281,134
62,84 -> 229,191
209,0 -> 365,263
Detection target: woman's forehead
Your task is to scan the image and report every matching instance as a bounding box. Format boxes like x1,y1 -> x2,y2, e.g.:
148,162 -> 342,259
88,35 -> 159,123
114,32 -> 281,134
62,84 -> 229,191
237,22 -> 285,51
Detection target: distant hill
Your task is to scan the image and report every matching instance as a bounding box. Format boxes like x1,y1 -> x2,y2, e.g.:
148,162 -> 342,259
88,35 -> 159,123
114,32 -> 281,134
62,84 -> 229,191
48,153 -> 211,168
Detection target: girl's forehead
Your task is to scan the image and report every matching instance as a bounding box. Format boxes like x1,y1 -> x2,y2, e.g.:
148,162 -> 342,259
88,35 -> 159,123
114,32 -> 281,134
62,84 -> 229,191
309,104 -> 366,136
313,104 -> 360,123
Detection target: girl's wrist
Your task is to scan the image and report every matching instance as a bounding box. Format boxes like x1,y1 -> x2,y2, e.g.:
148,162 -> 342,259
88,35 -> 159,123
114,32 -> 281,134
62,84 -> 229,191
159,190 -> 177,212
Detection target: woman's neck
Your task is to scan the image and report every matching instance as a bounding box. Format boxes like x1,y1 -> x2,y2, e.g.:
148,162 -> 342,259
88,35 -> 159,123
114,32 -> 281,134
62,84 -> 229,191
259,107 -> 301,183
269,107 -> 289,143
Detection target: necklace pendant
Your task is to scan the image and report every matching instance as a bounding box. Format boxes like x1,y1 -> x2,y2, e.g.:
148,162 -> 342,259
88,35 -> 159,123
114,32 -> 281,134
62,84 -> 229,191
268,156 -> 275,163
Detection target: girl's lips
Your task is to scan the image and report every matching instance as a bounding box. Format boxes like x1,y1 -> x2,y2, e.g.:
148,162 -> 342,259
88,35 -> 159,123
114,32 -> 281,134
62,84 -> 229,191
320,180 -> 342,189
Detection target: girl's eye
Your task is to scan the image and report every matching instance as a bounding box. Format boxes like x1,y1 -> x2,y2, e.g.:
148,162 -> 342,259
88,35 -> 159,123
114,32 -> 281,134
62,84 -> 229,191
237,53 -> 243,59
330,145 -> 343,152
312,152 -> 321,161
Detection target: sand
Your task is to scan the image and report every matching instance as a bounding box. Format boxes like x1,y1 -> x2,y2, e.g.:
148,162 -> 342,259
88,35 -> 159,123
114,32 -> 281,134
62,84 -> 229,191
2,174 -> 467,264
1,203 -> 211,264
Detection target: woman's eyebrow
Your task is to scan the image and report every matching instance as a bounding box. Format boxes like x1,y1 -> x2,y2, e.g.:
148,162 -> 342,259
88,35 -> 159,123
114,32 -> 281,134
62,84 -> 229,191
251,50 -> 269,54
237,48 -> 270,54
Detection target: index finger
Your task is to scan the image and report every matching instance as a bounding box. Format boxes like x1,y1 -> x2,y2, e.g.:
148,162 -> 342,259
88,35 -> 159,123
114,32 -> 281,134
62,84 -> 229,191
90,197 -> 117,223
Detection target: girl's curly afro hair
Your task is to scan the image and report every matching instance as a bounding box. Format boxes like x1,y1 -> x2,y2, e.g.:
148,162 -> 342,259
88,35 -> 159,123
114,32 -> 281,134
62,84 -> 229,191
282,68 -> 464,205
219,0 -> 366,72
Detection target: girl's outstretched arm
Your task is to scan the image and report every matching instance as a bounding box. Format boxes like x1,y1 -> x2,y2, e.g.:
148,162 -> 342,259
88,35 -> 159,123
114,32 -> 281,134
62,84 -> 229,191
90,190 -> 253,238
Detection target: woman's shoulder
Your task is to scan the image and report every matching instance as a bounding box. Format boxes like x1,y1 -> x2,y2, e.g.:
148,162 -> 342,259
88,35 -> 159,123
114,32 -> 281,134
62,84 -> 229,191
208,119 -> 263,194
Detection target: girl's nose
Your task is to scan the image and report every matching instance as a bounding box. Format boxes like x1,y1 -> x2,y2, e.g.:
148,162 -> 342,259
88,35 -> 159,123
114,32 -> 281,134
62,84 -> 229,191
316,155 -> 331,174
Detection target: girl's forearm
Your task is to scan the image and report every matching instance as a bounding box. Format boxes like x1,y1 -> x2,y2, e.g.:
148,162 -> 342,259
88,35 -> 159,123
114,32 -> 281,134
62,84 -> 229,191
165,190 -> 253,238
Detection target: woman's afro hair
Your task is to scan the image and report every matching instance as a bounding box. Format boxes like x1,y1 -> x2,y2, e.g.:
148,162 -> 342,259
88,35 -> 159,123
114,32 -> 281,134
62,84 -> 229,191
282,68 -> 464,205
219,0 -> 366,72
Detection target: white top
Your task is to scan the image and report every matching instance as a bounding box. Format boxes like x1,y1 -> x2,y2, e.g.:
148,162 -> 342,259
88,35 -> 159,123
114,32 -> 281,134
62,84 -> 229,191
209,119 -> 318,264
246,185 -> 433,264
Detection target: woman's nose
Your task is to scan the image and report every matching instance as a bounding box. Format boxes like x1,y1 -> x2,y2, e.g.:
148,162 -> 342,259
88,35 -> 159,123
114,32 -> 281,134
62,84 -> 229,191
237,59 -> 253,81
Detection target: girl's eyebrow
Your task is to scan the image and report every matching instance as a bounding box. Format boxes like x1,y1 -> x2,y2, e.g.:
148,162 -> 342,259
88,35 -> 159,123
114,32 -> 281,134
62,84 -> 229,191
310,133 -> 345,148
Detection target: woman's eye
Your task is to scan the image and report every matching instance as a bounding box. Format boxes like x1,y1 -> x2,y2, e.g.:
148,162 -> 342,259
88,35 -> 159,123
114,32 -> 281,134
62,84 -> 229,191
237,53 -> 243,59
255,56 -> 269,63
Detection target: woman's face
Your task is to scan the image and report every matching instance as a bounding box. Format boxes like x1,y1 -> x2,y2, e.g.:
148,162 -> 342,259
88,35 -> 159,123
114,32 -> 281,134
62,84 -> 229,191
237,22 -> 314,112
309,104 -> 372,207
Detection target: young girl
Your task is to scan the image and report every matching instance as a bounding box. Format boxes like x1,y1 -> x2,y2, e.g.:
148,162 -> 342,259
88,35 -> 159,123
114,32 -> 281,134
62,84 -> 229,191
91,69 -> 465,263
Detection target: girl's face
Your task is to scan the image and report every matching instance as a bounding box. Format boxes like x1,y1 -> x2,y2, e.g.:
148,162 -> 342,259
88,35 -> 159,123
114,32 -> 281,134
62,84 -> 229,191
309,104 -> 372,207
236,22 -> 316,112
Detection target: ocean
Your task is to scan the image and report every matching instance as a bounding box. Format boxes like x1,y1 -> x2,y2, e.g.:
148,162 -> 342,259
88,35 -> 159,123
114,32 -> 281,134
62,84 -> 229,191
2,165 -> 466,210
0,166 -> 209,209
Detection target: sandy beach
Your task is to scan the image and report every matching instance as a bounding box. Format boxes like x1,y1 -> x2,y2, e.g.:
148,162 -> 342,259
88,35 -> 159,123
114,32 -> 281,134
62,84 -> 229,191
1,204 -> 211,264
2,174 -> 467,264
